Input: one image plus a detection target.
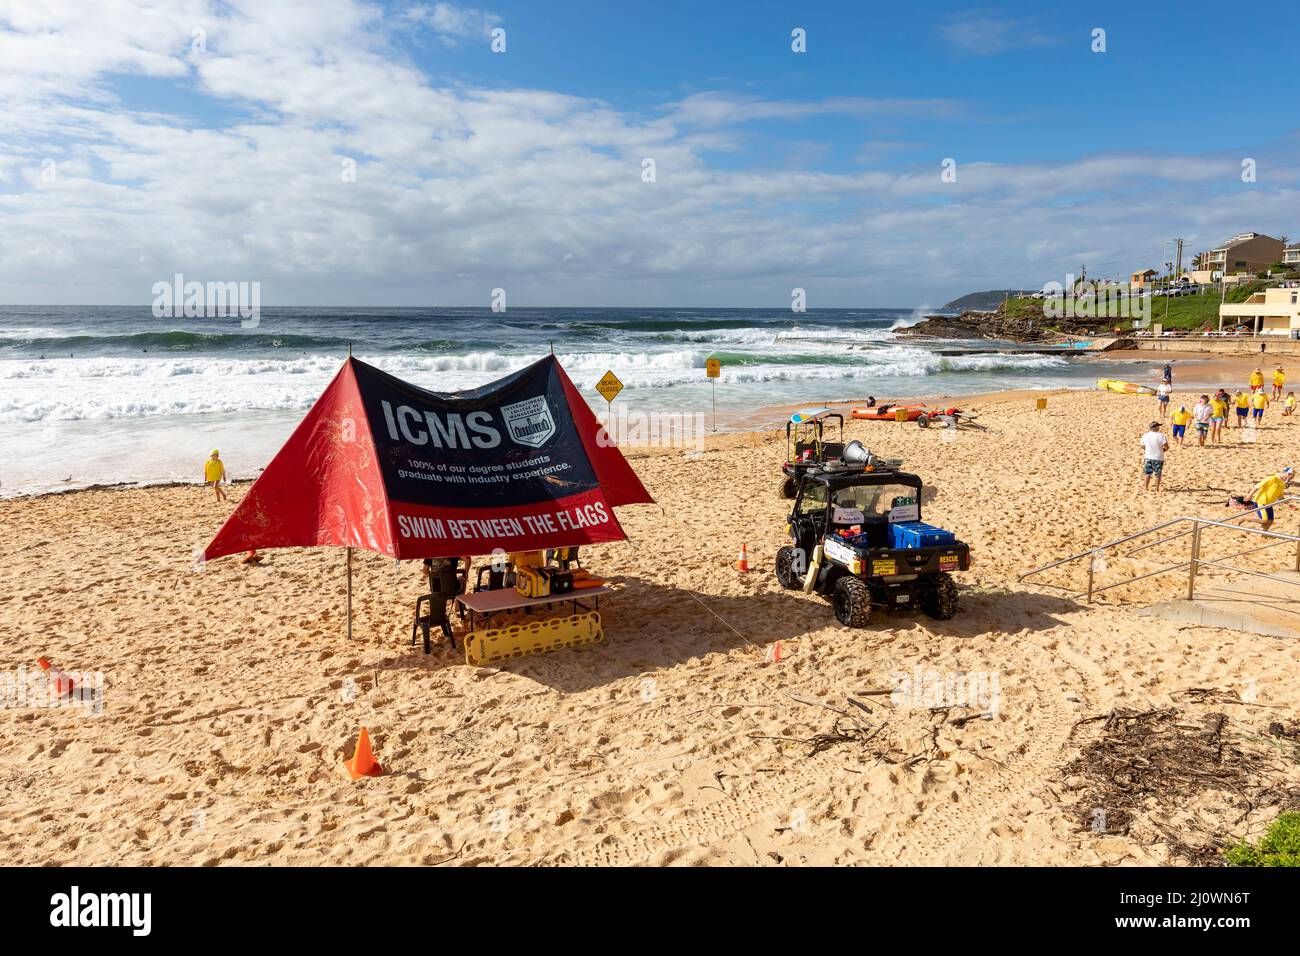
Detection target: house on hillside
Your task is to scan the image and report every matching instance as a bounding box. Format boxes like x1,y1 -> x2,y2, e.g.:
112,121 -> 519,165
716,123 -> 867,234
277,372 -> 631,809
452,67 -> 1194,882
1192,232 -> 1285,278
1284,242 -> 1300,268
1129,269 -> 1158,287
1218,287 -> 1300,336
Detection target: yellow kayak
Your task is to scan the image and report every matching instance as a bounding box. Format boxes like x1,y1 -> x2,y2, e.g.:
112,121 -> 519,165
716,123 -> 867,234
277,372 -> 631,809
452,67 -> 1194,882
1096,378 -> 1157,396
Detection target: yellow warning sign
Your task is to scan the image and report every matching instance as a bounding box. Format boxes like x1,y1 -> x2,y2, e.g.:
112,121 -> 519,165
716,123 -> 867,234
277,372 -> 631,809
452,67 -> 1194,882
595,370 -> 623,403
706,358 -> 721,378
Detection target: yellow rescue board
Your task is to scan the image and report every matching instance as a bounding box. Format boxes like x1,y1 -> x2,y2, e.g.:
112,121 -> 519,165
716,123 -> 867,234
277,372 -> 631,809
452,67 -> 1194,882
465,611 -> 604,665
1096,378 -> 1156,396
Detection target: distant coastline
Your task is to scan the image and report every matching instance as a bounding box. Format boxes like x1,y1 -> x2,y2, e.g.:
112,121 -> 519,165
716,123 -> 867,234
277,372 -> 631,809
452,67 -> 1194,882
940,290 -> 1038,312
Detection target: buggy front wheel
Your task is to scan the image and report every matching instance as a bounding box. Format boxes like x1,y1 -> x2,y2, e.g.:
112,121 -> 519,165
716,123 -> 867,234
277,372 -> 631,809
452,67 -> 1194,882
777,476 -> 798,499
775,546 -> 802,590
832,576 -> 873,627
920,573 -> 959,620
916,413 -> 929,428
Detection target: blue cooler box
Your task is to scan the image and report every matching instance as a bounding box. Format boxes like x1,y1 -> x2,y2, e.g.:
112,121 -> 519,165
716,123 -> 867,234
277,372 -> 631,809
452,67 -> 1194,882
889,521 -> 956,549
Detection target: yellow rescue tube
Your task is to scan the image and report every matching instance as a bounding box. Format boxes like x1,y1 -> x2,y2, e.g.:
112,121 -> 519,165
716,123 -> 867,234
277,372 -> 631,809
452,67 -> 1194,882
1096,379 -> 1156,396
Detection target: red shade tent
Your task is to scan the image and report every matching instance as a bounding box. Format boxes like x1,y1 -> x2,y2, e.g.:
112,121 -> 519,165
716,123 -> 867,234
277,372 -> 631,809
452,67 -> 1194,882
204,353 -> 653,634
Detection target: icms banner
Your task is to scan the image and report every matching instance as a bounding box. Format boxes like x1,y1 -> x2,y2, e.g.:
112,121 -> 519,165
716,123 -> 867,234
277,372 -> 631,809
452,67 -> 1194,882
204,355 -> 653,561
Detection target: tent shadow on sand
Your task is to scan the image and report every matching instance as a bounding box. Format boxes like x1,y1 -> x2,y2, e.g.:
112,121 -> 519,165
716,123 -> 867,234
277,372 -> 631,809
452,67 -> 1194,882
366,578 -> 1089,694
364,572 -> 832,690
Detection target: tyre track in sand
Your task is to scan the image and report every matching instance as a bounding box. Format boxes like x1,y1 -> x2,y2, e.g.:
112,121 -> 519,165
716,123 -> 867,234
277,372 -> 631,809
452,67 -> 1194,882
551,744 -> 853,865
547,618 -> 1107,866
889,627 -> 1104,865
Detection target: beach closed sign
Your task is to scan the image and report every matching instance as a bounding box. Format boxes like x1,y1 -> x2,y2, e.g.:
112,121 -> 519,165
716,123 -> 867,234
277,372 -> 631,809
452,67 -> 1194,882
706,358 -> 721,378
595,370 -> 623,404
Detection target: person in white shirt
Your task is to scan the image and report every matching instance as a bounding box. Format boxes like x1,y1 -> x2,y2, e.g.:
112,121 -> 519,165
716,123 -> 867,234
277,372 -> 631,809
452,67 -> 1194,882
1140,421 -> 1168,493
1156,381 -> 1172,418
1191,395 -> 1212,447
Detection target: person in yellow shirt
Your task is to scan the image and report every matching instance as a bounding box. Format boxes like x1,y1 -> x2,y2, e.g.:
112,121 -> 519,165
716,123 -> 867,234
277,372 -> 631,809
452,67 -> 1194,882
1232,389 -> 1250,429
1285,391 -> 1297,418
1272,366 -> 1286,401
1249,368 -> 1264,392
1239,467 -> 1294,531
204,448 -> 227,503
1170,404 -> 1192,446
1251,389 -> 1269,424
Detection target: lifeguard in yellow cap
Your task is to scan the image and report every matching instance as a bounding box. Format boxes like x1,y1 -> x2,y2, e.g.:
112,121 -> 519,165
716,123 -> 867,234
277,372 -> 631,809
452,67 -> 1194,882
205,449 -> 227,503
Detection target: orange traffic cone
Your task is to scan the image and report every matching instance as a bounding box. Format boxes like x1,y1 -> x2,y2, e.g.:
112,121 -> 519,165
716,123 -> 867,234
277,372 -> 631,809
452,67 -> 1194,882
36,656 -> 76,697
733,542 -> 753,572
344,727 -> 383,780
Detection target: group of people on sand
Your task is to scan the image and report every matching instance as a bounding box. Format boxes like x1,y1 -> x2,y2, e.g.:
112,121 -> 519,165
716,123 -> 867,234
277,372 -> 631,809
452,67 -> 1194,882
1141,421 -> 1293,526
1156,365 -> 1294,449
1139,362 -> 1294,528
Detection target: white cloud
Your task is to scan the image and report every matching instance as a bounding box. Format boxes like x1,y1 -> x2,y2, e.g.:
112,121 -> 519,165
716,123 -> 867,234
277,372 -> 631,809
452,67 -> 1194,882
0,0 -> 1295,307
939,13 -> 1057,55
667,92 -> 960,127
405,2 -> 500,45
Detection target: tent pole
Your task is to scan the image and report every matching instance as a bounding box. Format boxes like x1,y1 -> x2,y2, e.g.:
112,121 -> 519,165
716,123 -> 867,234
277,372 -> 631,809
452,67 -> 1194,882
346,547 -> 353,640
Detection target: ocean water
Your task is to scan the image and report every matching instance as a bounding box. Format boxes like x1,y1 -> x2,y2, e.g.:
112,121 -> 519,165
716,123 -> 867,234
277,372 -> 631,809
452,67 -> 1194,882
0,305 -> 1153,496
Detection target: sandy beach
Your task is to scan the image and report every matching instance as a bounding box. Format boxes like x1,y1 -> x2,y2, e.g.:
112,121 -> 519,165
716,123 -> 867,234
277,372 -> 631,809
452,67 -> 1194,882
2,385 -> 1298,867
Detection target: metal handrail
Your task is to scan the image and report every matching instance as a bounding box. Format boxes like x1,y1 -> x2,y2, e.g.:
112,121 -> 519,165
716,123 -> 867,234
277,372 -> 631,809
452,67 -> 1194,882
1017,518 -> 1188,580
1020,511 -> 1300,604
1195,560 -> 1300,590
1181,517 -> 1300,540
1125,496 -> 1300,557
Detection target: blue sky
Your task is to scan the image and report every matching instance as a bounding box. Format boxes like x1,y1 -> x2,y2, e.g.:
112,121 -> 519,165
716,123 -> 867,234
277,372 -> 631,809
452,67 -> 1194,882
1,0 -> 1297,307
430,1 -> 1289,163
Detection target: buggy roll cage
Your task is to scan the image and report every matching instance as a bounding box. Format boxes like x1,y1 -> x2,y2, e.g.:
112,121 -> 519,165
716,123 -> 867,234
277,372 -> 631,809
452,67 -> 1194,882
784,407 -> 845,462
792,466 -> 924,524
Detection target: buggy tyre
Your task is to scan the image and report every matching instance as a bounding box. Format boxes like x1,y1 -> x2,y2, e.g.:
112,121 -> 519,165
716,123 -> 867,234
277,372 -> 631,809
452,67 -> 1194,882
832,576 -> 873,628
775,546 -> 802,590
916,413 -> 929,428
921,573 -> 959,620
778,476 -> 798,499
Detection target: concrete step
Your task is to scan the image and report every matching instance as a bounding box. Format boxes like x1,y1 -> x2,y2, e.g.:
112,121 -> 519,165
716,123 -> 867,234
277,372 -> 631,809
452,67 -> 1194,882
1143,570 -> 1300,638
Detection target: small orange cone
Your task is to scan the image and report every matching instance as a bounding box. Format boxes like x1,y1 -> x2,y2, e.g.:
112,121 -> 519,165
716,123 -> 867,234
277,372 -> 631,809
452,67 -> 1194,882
240,549 -> 261,564
36,657 -> 77,697
733,542 -> 753,572
344,727 -> 383,780
764,641 -> 782,663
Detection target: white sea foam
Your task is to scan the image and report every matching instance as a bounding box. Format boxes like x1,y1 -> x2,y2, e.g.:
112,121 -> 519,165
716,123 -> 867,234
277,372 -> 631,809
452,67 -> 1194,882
0,346 -> 1071,423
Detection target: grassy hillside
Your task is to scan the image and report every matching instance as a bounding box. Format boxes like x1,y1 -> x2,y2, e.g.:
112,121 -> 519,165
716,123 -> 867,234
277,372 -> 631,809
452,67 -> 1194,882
1005,281 -> 1270,332
1144,282 -> 1268,330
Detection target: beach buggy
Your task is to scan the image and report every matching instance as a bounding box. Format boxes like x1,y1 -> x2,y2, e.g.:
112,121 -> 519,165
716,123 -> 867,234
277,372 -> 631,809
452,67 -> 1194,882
779,406 -> 846,499
774,442 -> 970,627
